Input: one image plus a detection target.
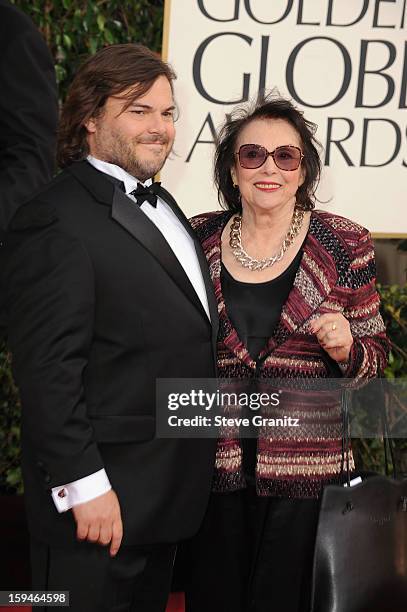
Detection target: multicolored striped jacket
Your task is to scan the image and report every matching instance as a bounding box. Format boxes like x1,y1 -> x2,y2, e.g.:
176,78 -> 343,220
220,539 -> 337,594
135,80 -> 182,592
190,209 -> 390,498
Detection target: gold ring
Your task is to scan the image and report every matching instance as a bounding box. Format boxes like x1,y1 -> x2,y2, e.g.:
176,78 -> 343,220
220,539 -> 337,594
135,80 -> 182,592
332,323 -> 337,331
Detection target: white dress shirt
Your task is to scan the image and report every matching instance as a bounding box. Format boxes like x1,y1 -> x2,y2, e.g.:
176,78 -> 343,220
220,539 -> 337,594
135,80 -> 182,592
52,156 -> 210,512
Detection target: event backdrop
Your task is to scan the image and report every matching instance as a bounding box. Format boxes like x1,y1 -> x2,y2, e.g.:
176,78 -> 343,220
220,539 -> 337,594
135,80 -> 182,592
161,0 -> 406,235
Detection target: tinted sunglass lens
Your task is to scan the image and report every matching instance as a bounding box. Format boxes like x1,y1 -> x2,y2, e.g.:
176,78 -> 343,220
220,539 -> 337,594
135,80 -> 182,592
239,145 -> 266,168
274,146 -> 301,170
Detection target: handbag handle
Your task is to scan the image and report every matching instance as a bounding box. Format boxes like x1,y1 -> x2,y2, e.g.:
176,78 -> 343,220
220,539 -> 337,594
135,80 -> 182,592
341,389 -> 351,487
380,382 -> 397,478
341,380 -> 398,484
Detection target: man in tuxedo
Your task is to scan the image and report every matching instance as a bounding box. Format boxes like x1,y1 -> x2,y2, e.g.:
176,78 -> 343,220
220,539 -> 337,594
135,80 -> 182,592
0,0 -> 58,231
1,43 -> 217,611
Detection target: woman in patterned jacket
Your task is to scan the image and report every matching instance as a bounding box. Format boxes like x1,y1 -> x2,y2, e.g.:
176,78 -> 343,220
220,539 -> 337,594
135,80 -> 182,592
184,95 -> 389,612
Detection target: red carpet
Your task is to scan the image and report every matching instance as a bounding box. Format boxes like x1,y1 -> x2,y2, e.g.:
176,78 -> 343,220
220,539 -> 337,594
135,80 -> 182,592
0,593 -> 185,612
166,592 -> 185,611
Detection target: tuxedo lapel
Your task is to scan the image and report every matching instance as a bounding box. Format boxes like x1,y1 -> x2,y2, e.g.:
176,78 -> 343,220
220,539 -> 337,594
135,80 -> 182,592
158,186 -> 219,337
111,187 -> 209,320
68,161 -> 211,323
67,160 -> 115,205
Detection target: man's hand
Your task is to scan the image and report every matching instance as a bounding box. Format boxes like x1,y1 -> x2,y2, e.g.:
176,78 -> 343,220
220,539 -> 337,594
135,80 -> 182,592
72,489 -> 123,557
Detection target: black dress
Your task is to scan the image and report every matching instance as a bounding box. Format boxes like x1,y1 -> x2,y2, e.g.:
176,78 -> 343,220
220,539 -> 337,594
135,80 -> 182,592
184,253 -> 321,612
221,252 -> 302,485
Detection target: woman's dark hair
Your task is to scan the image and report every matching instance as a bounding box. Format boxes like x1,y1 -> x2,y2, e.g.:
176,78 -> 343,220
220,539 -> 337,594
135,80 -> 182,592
214,94 -> 322,212
57,43 -> 176,168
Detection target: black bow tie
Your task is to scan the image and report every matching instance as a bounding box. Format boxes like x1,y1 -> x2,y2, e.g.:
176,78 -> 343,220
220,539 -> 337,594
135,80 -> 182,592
129,182 -> 163,207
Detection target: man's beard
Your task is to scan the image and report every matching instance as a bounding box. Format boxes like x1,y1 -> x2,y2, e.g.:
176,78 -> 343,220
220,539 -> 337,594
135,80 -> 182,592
96,131 -> 171,182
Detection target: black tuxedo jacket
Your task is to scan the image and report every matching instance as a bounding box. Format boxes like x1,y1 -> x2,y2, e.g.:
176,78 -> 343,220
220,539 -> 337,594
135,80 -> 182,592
0,0 -> 58,232
1,161 -> 218,546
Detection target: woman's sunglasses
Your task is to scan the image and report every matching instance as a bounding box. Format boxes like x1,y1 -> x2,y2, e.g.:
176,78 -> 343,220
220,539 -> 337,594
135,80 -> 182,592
236,144 -> 304,171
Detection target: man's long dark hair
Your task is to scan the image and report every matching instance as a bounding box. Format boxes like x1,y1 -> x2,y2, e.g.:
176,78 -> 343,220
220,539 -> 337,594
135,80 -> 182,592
57,43 -> 176,168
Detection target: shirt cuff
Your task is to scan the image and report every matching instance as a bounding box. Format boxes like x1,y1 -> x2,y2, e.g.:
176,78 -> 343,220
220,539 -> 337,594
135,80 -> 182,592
51,469 -> 111,513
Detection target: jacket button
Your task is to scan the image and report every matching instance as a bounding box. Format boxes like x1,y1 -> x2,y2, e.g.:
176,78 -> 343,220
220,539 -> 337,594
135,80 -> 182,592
44,474 -> 51,484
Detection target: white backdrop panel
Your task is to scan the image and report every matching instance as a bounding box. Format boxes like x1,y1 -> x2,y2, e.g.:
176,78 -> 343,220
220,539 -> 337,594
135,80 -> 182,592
162,0 -> 407,234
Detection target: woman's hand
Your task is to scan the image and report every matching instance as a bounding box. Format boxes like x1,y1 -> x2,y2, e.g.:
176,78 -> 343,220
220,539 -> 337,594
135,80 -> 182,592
309,313 -> 353,364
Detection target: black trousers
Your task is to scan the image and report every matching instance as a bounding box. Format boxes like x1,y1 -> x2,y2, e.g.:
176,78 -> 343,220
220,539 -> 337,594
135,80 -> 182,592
31,538 -> 176,612
182,488 -> 320,612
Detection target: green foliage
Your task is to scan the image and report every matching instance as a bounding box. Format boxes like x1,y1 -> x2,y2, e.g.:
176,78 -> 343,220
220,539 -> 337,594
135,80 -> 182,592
378,284 -> 407,379
0,344 -> 22,493
353,284 -> 407,476
12,0 -> 164,100
398,239 -> 407,252
379,284 -> 407,472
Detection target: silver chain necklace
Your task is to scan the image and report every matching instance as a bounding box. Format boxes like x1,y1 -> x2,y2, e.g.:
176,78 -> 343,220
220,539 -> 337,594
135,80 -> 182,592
229,207 -> 305,271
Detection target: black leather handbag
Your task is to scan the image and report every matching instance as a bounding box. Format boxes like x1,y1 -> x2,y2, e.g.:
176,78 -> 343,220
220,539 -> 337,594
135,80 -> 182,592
311,389 -> 407,612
